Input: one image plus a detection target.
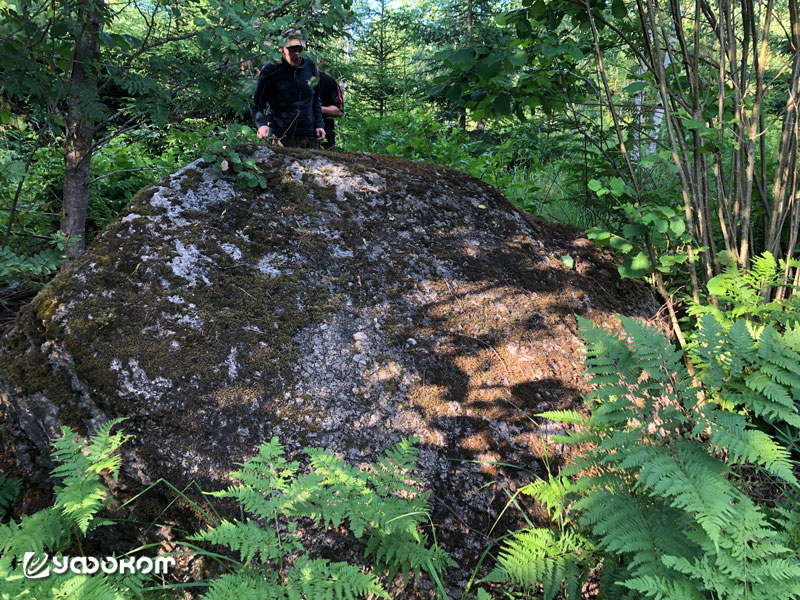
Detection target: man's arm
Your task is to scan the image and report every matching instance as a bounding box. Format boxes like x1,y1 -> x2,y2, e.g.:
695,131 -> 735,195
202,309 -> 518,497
322,105 -> 343,117
250,66 -> 271,138
311,66 -> 325,140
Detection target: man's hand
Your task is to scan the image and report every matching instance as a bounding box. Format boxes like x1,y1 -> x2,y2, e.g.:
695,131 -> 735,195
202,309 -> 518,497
315,128 -> 326,142
257,125 -> 270,139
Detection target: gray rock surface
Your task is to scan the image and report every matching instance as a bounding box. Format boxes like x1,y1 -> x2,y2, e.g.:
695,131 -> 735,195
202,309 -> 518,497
0,145 -> 658,590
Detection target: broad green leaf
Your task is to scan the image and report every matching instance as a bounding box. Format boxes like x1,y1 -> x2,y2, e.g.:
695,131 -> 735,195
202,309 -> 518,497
612,0 -> 627,18
447,48 -> 476,66
509,51 -> 528,66
540,44 -> 558,57
587,227 -> 611,241
99,32 -> 115,48
623,81 -> 647,94
609,236 -> 633,253
587,178 -> 602,191
567,44 -> 583,61
619,251 -> 652,278
530,1 -> 547,18
610,177 -> 625,196
670,218 -> 686,236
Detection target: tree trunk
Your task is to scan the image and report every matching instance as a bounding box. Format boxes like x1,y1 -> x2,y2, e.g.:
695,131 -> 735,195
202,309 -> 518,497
61,1 -> 102,260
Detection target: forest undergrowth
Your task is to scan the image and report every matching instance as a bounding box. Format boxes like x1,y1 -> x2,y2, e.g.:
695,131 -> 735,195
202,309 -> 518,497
2,255 -> 799,599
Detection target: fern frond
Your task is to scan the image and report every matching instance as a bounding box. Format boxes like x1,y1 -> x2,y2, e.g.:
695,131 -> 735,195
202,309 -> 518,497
215,484 -> 283,522
51,426 -> 89,481
189,519 -> 286,564
365,528 -> 439,583
228,437 -> 300,495
201,570 -> 283,600
636,441 -> 736,541
577,488 -> 694,577
746,372 -> 795,409
723,382 -> 800,428
55,474 -> 109,535
537,410 -> 586,424
50,421 -> 130,534
483,528 -> 589,600
621,573 -> 706,600
52,573 -> 126,600
662,497 -> 800,600
85,417 -> 129,478
706,408 -> 797,484
369,436 -> 424,495
286,557 -> 388,600
690,313 -> 727,387
521,475 -> 573,521
1,506 -> 69,556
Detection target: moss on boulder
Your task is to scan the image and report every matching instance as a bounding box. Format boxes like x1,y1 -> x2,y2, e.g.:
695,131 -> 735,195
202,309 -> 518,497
0,145 -> 658,586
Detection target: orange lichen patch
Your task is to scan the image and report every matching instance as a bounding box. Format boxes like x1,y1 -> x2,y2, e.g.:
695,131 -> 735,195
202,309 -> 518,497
460,430 -> 492,453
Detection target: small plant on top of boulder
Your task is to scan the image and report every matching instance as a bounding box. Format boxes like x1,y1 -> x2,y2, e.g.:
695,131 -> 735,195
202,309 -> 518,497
201,124 -> 268,190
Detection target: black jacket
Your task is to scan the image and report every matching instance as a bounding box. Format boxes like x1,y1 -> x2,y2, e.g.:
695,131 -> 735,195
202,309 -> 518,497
250,58 -> 324,137
319,71 -> 344,133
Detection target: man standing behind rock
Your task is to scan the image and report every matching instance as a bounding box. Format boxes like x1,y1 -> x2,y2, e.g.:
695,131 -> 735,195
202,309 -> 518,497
251,29 -> 325,149
319,71 -> 344,150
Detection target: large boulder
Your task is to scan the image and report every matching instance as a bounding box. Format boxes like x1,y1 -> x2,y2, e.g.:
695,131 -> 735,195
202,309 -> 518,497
0,145 -> 658,584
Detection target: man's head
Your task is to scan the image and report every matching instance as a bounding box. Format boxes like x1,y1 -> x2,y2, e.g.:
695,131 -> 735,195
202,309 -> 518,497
280,28 -> 306,67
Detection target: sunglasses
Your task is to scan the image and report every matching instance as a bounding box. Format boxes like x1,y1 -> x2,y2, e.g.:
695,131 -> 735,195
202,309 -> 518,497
286,45 -> 304,51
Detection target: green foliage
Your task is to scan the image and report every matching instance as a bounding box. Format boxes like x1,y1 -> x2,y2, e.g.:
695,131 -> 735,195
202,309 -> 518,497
489,291 -> 800,599
0,418 -> 147,600
0,243 -> 64,285
190,436 -> 452,599
482,528 -> 589,600
50,418 -> 129,535
201,125 -> 267,190
587,199 -> 698,281
690,251 -> 800,330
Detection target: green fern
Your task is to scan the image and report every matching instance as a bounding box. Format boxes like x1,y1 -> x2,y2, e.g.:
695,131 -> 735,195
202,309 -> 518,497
192,436 -> 450,599
190,519 -> 285,565
691,251 -> 800,329
51,417 -> 129,534
481,528 -> 590,600
492,303 -> 800,599
0,420 -> 146,600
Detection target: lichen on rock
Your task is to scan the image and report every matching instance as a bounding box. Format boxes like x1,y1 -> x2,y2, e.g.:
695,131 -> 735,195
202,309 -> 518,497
0,145 -> 658,590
